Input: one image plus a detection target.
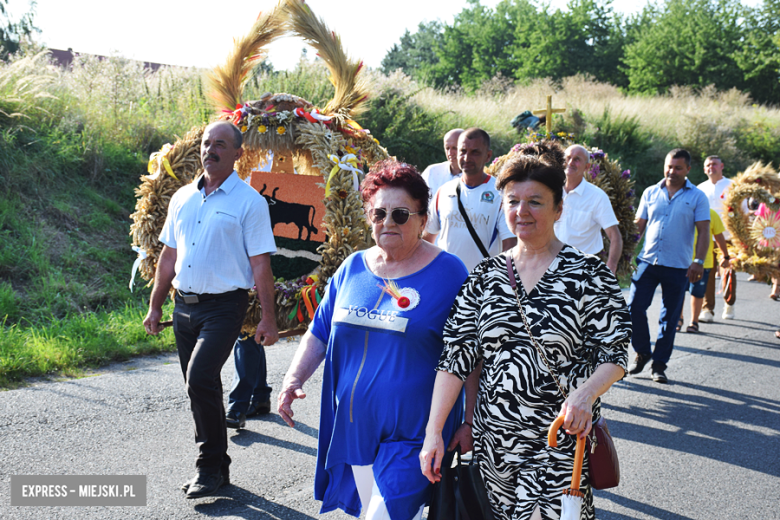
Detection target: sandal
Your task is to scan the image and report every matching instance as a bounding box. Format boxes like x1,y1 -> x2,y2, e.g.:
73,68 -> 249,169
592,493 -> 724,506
676,317 -> 684,332
770,293 -> 779,301
775,330 -> 780,340
686,322 -> 700,333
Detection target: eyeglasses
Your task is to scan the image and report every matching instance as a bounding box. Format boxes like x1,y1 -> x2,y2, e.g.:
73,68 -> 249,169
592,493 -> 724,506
367,207 -> 424,225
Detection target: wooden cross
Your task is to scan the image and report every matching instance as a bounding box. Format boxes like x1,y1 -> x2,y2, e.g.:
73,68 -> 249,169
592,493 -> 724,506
533,95 -> 566,136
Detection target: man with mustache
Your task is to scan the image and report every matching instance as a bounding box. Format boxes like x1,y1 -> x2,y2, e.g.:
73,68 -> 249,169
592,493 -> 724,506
143,121 -> 279,498
424,127 -> 516,272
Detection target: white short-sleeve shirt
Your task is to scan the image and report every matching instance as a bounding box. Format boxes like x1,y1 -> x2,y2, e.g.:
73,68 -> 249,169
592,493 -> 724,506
159,171 -> 277,294
427,175 -> 514,272
697,177 -> 735,240
421,161 -> 459,201
554,179 -> 619,255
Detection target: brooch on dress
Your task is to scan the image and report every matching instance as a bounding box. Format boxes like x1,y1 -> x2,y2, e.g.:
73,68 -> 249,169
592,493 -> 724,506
378,279 -> 421,311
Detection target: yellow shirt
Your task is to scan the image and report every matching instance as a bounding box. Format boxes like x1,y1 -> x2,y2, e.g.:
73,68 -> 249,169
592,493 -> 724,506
692,209 -> 725,269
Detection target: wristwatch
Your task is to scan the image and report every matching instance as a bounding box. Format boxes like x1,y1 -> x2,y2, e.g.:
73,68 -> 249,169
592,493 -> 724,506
693,258 -> 704,265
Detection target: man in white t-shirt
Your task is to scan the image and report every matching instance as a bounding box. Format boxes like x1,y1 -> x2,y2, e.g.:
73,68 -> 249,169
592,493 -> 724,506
697,155 -> 737,321
554,145 -> 623,274
423,128 -> 516,272
421,128 -> 464,200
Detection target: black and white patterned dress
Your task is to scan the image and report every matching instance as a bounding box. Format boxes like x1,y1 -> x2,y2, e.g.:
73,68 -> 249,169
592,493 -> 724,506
437,246 -> 630,520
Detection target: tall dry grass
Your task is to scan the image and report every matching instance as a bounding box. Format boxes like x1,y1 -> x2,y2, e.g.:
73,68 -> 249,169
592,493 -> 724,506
3,45 -> 779,188
410,74 -> 780,186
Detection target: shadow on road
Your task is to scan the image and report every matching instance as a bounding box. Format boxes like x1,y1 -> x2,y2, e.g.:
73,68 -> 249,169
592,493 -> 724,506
673,345 -> 780,368
231,429 -> 317,457
248,414 -> 320,440
193,489 -> 317,519
606,380 -> 780,478
595,489 -> 697,520
681,331 -> 780,351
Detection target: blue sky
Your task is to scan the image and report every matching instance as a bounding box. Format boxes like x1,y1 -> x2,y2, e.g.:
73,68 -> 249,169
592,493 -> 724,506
5,0 -> 762,70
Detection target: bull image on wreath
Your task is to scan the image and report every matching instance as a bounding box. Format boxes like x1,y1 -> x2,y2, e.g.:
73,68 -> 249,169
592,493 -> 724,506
259,184 -> 319,241
130,0 -> 388,334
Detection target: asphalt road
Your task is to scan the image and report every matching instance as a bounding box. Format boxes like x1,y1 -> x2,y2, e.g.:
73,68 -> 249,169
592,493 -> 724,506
1,272 -> 778,519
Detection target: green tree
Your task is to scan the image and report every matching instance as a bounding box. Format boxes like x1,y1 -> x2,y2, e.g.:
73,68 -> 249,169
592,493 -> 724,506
427,0 -> 502,90
0,0 -> 37,56
385,0 -> 628,91
734,0 -> 780,104
509,1 -> 619,83
622,0 -> 746,95
380,20 -> 444,84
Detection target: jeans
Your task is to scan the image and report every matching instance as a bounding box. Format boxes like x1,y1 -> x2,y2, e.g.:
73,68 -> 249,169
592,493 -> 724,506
627,261 -> 688,369
173,289 -> 248,475
688,268 -> 711,298
227,335 -> 272,414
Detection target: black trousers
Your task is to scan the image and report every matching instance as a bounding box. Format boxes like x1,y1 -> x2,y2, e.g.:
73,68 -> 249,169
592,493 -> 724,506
173,289 -> 248,475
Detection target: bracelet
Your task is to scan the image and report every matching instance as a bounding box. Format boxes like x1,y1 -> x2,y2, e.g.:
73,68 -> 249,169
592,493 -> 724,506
463,420 -> 473,428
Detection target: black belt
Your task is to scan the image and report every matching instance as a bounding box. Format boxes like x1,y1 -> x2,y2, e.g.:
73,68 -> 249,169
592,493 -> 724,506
176,289 -> 246,304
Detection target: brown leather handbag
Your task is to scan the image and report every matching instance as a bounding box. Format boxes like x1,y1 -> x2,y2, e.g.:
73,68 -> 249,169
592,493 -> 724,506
505,254 -> 621,490
587,416 -> 620,489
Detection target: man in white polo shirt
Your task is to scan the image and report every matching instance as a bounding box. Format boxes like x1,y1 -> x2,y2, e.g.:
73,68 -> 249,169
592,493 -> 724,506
554,144 -> 623,274
421,128 -> 464,201
143,121 -> 279,498
697,155 -> 736,321
424,127 -> 516,272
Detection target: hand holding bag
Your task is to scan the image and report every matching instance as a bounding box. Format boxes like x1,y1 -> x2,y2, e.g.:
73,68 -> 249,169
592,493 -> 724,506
504,254 -> 620,490
428,447 -> 496,520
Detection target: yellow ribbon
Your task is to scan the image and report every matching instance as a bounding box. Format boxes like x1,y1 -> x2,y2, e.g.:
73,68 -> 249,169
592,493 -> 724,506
325,154 -> 361,196
147,143 -> 178,181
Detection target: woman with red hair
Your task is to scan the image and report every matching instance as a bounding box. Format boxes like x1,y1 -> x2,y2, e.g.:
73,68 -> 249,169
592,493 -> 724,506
278,160 -> 470,519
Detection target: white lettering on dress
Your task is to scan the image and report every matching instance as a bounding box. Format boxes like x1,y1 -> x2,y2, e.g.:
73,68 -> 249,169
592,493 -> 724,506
335,308 -> 407,333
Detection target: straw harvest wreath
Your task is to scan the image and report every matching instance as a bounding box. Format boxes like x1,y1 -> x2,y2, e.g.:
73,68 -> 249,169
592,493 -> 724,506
486,138 -> 639,278
723,162 -> 780,280
129,0 -> 388,334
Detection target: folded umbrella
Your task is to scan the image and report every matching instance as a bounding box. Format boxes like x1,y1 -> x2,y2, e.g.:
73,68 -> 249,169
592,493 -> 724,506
548,415 -> 586,520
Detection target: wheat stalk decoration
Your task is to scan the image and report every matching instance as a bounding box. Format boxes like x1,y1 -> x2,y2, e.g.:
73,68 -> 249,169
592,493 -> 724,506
130,0 -> 387,335
205,2 -> 289,115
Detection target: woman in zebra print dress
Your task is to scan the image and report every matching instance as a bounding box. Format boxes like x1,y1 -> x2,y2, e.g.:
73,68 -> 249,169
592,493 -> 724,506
420,150 -> 630,520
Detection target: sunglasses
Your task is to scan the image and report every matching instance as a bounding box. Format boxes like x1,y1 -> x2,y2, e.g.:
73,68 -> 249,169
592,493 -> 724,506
367,207 -> 424,225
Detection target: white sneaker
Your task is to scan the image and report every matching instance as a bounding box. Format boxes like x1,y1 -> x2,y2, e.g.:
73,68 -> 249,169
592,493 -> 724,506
722,304 -> 735,320
699,310 -> 715,323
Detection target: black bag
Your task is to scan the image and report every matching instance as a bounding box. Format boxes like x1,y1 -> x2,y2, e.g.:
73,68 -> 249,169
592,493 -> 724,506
428,449 -> 496,520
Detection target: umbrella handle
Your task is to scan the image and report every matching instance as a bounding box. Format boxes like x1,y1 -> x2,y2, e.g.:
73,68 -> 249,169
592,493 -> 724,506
548,415 -> 587,492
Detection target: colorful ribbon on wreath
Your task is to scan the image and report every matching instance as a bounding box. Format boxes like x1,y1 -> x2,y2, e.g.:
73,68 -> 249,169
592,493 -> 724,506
287,276 -> 321,323
129,246 -> 147,292
226,103 -> 250,125
325,154 -> 361,196
294,107 -> 332,124
147,143 -> 178,181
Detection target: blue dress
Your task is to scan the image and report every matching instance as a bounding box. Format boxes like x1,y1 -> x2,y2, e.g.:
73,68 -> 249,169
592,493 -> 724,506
309,250 -> 468,519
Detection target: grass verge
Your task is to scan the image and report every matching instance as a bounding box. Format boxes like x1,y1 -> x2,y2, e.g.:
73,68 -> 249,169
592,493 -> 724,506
0,300 -> 175,389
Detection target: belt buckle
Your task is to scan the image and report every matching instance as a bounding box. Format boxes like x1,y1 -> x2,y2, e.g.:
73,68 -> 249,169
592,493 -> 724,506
181,293 -> 200,304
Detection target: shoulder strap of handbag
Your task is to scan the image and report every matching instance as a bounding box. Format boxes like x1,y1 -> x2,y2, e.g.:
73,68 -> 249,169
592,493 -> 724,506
504,254 -> 568,399
456,182 -> 490,259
